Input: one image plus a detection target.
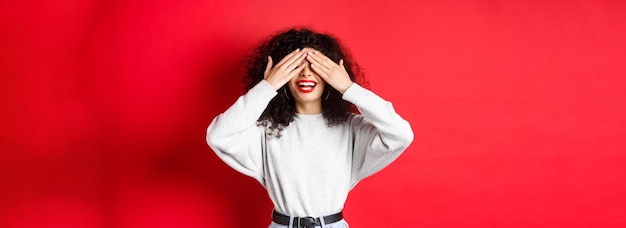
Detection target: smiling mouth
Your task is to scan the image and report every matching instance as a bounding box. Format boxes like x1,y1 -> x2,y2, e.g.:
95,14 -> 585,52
296,80 -> 317,93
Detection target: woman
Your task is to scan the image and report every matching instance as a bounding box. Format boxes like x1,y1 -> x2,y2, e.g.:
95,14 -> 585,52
206,27 -> 413,228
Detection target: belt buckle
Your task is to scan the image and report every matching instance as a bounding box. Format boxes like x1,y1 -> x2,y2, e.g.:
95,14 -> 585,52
297,216 -> 318,228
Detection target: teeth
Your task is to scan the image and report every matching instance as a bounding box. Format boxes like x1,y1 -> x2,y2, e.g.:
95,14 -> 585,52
298,81 -> 316,87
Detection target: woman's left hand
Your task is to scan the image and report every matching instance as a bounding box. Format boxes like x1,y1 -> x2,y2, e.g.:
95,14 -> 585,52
306,49 -> 353,94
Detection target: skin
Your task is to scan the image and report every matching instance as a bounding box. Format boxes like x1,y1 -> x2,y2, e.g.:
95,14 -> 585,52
264,48 -> 354,114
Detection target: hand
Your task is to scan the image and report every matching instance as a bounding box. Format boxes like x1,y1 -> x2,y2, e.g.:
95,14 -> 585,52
264,49 -> 307,90
306,49 -> 353,94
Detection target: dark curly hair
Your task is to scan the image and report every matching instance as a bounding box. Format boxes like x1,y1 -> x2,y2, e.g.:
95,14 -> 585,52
244,27 -> 365,138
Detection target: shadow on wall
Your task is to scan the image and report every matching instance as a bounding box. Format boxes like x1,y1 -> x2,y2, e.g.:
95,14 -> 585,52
145,34 -> 273,227
102,40 -> 273,226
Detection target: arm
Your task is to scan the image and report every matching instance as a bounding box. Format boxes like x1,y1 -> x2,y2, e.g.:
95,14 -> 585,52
306,49 -> 414,185
206,80 -> 276,182
343,84 -> 414,186
206,49 -> 307,182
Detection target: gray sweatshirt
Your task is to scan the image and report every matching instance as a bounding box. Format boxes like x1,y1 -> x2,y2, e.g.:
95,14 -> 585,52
206,80 -> 413,217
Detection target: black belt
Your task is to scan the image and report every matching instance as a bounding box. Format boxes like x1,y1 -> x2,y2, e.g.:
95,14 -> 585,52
272,210 -> 343,228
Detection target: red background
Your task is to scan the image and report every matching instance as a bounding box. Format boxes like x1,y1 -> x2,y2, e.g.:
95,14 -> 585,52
1,0 -> 625,227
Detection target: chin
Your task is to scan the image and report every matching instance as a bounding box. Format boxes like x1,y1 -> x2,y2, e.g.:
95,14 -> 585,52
296,97 -> 322,103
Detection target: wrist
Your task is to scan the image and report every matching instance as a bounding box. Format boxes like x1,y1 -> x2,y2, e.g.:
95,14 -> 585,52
338,82 -> 354,94
264,79 -> 282,91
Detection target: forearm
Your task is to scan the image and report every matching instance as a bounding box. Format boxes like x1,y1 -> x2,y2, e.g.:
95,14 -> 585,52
206,80 -> 276,150
343,83 -> 414,146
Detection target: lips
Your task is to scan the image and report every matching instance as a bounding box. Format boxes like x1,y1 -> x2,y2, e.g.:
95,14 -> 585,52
295,80 -> 317,93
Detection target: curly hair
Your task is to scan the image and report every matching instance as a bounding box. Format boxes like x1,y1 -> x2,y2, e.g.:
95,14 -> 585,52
243,27 -> 365,138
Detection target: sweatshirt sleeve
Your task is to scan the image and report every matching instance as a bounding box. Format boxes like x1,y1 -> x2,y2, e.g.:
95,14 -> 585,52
342,83 -> 414,186
206,80 -> 277,183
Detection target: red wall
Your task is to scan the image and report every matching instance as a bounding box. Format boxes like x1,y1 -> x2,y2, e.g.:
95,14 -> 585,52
1,0 -> 625,227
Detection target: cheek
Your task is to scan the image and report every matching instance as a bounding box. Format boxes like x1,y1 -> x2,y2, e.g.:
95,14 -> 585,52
317,79 -> 326,91
314,75 -> 325,86
318,82 -> 326,92
288,77 -> 299,89
287,83 -> 296,94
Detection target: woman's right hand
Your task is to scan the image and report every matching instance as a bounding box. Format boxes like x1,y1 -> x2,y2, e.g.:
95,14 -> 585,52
264,48 -> 307,90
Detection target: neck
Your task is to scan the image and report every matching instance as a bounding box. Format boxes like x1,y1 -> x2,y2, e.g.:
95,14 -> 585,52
295,100 -> 322,114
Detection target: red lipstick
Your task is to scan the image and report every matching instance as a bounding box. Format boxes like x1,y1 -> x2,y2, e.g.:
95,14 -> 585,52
295,80 -> 317,93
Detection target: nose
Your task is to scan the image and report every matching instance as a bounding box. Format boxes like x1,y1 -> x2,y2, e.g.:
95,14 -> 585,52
300,61 -> 313,77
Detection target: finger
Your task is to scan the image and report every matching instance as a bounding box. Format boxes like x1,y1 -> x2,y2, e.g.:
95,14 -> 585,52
306,52 -> 326,71
281,61 -> 306,85
275,48 -> 303,68
282,50 -> 307,70
289,61 -> 307,77
286,51 -> 308,71
318,52 -> 338,69
264,56 -> 273,77
307,50 -> 335,70
308,49 -> 332,63
310,62 -> 329,79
